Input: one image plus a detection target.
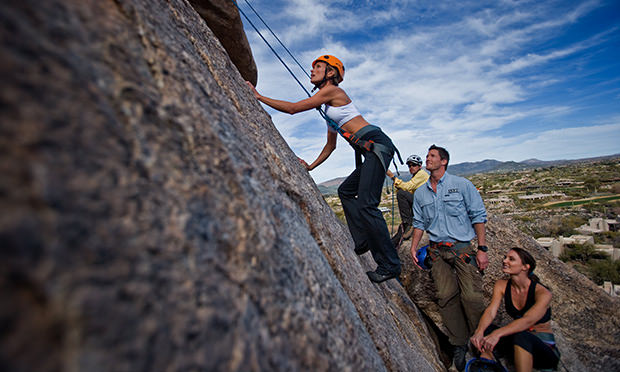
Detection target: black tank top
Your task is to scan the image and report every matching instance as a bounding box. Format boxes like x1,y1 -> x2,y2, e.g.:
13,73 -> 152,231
504,279 -> 551,324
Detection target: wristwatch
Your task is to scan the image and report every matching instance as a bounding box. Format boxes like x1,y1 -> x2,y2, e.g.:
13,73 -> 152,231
477,245 -> 488,252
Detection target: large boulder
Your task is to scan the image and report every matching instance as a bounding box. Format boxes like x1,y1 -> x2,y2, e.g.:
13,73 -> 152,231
399,216 -> 620,371
188,0 -> 258,85
0,1 -> 443,371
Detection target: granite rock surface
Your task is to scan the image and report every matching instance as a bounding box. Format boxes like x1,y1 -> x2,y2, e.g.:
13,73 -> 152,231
188,0 -> 258,85
0,1 -> 444,371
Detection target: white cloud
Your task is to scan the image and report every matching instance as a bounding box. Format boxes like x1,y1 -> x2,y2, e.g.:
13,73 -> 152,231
464,121 -> 620,162
240,0 -> 619,183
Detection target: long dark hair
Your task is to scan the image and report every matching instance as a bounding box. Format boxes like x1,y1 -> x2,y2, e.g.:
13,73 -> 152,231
325,64 -> 341,86
510,247 -> 540,283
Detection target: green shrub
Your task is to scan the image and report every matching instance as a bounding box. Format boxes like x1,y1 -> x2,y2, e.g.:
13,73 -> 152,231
559,244 -> 608,263
588,260 -> 620,285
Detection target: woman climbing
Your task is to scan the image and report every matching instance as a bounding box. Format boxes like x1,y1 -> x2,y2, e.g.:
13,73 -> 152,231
470,247 -> 560,372
246,55 -> 401,283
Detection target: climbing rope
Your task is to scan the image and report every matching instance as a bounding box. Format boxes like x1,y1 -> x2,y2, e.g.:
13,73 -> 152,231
232,0 -> 311,97
233,0 -> 334,129
238,0 -> 310,80
232,0 -> 403,172
558,358 -> 572,372
390,182 -> 395,233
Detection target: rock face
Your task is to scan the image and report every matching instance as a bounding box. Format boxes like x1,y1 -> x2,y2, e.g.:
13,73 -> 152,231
0,1 -> 443,371
3,1 -> 618,371
188,0 -> 258,85
399,216 -> 620,371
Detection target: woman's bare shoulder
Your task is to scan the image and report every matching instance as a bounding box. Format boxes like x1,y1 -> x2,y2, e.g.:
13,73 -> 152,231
535,282 -> 552,297
319,85 -> 347,100
494,279 -> 508,293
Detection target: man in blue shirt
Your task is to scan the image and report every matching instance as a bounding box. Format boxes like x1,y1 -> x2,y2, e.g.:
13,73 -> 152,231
410,145 -> 489,372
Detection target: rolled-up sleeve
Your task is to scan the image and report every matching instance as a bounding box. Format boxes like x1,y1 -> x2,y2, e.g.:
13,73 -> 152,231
463,181 -> 487,224
412,188 -> 426,230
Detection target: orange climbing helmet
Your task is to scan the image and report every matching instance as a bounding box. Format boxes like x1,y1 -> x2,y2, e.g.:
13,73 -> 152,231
312,55 -> 345,82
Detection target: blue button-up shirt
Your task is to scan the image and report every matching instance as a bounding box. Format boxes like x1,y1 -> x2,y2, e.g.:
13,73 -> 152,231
413,172 -> 487,243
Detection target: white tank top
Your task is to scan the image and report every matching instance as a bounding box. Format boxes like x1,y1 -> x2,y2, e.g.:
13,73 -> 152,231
325,101 -> 361,128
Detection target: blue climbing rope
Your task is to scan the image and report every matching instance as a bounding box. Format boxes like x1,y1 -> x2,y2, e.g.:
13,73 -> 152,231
232,0 -> 311,97
232,0 -> 403,172
239,0 -> 310,80
232,1 -> 354,138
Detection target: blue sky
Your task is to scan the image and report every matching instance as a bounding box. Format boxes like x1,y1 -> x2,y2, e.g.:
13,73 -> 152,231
237,0 -> 620,183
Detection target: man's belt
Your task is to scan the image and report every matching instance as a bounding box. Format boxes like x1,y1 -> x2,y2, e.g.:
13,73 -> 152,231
429,241 -> 481,271
430,241 -> 469,249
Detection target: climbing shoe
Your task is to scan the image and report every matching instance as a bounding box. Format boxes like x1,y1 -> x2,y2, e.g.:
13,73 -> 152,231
366,270 -> 400,283
453,344 -> 468,371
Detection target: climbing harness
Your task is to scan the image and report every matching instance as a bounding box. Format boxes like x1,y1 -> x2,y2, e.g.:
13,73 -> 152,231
345,124 -> 397,172
428,242 -> 483,272
232,0 -> 403,172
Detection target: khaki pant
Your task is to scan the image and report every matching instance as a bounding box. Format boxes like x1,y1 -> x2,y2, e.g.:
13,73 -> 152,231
429,242 -> 486,346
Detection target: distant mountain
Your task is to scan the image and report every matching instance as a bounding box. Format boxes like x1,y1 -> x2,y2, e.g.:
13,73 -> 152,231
319,176 -> 347,187
317,171 -> 419,195
316,176 -> 345,195
521,158 -> 544,164
317,153 -> 620,194
398,154 -> 620,177
447,159 -> 527,175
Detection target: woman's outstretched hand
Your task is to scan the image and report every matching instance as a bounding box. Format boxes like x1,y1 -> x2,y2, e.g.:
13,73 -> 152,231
245,81 -> 260,99
298,158 -> 311,170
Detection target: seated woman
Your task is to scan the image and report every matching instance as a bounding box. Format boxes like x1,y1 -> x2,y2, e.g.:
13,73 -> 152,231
470,247 -> 560,372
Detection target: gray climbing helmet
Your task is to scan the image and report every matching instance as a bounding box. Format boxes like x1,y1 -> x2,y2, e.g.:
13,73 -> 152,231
406,154 -> 422,166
